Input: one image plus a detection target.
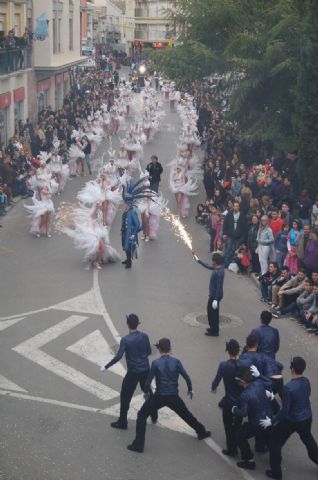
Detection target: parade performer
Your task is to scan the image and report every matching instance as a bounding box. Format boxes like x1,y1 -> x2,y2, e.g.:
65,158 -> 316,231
121,177 -> 157,268
127,337 -> 211,453
101,313 -> 158,429
25,182 -> 55,238
169,165 -> 198,218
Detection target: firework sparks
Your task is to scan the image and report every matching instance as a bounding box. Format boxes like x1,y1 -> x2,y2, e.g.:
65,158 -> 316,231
163,208 -> 193,250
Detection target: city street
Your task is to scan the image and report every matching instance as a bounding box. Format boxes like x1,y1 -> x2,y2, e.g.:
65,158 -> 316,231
1,97 -> 318,480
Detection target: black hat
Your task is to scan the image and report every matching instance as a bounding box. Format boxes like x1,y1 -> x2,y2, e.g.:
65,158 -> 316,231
154,338 -> 171,353
126,314 -> 140,329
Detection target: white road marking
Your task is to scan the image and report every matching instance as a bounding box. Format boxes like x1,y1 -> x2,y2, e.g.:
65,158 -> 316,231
0,388 -> 254,480
0,317 -> 25,331
93,269 -> 121,344
53,289 -> 103,315
0,374 -> 27,392
67,329 -> 126,377
12,315 -> 119,402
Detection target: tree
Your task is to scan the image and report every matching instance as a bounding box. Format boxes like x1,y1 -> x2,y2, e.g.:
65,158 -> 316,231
294,0 -> 318,195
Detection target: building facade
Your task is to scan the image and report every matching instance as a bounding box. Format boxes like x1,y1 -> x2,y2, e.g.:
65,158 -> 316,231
80,0 -> 94,53
31,0 -> 85,117
0,0 -> 31,145
134,0 -> 173,49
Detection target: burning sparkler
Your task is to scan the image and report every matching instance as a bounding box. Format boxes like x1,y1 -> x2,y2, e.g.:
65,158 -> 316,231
163,207 -> 193,251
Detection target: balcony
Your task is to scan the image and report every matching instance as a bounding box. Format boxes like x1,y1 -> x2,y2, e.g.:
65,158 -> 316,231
0,47 -> 32,76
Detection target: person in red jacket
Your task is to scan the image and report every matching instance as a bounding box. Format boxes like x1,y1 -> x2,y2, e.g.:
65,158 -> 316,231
269,210 -> 283,238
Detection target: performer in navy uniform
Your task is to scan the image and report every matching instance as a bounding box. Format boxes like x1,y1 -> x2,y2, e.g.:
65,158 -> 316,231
101,314 -> 157,429
251,311 -> 280,359
121,203 -> 140,269
193,252 -> 225,337
211,339 -> 243,457
260,356 -> 318,479
127,338 -> 211,453
232,367 -> 273,471
146,155 -> 163,193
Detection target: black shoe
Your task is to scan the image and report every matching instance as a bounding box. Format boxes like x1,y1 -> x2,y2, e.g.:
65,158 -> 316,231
121,260 -> 127,264
222,449 -> 237,457
127,443 -> 143,453
265,470 -> 282,480
205,332 -> 219,337
125,263 -> 132,269
110,421 -> 127,430
197,430 -> 211,440
237,460 -> 256,470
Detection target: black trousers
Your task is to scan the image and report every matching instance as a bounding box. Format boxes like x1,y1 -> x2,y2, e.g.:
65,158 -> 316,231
132,394 -> 207,449
269,418 -> 318,476
125,247 -> 132,266
222,405 -> 242,453
237,422 -> 270,460
207,297 -> 220,335
119,371 -> 157,425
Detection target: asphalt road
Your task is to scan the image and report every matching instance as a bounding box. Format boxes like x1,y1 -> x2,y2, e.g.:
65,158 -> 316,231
1,89 -> 318,480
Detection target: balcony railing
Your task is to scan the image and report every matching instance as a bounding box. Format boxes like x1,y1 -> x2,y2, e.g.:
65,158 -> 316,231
0,47 -> 32,76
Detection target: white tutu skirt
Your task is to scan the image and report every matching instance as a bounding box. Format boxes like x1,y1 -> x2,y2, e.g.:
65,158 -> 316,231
149,213 -> 160,240
77,181 -> 104,205
25,196 -> 55,234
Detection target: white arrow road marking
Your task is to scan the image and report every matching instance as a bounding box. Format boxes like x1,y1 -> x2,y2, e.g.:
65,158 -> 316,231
12,315 -> 119,402
0,389 -> 254,480
0,374 -> 27,392
66,330 -> 126,377
0,317 -> 25,331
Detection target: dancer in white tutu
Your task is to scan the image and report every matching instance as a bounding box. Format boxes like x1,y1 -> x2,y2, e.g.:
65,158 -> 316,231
68,134 -> 85,176
56,201 -> 120,269
25,182 -> 55,238
169,165 -> 198,218
49,140 -> 70,194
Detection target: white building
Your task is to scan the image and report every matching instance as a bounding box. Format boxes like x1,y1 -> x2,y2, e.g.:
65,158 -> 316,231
134,0 -> 173,48
31,0 -> 86,116
93,0 -> 129,53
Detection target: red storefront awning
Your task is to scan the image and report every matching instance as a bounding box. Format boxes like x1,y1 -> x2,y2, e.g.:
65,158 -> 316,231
37,78 -> 51,93
13,87 -> 25,103
0,92 -> 12,109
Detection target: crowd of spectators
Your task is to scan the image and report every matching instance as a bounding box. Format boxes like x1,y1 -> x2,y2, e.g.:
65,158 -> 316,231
0,28 -> 32,73
0,56 -> 119,219
191,80 -> 318,335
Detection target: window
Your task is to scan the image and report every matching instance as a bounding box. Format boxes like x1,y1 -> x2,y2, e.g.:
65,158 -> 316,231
0,14 -> 6,33
37,89 -> 50,113
53,18 -> 57,53
14,101 -> 24,125
14,13 -> 20,35
58,18 -> 62,52
69,18 -> 73,50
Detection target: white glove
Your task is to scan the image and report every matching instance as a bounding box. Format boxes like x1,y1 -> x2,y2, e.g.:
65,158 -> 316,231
265,390 -> 275,401
250,365 -> 260,377
212,300 -> 218,310
231,406 -> 237,414
100,365 -> 106,372
193,255 -> 199,262
259,416 -> 272,429
187,390 -> 194,400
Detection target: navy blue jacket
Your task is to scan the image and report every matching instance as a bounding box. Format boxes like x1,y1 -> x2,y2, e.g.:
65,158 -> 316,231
273,377 -> 312,424
251,325 -> 280,359
144,355 -> 192,396
263,355 -> 284,377
198,260 -> 224,300
105,331 -> 151,373
239,351 -> 267,375
211,359 -> 241,407
233,380 -> 273,427
121,207 -> 141,252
